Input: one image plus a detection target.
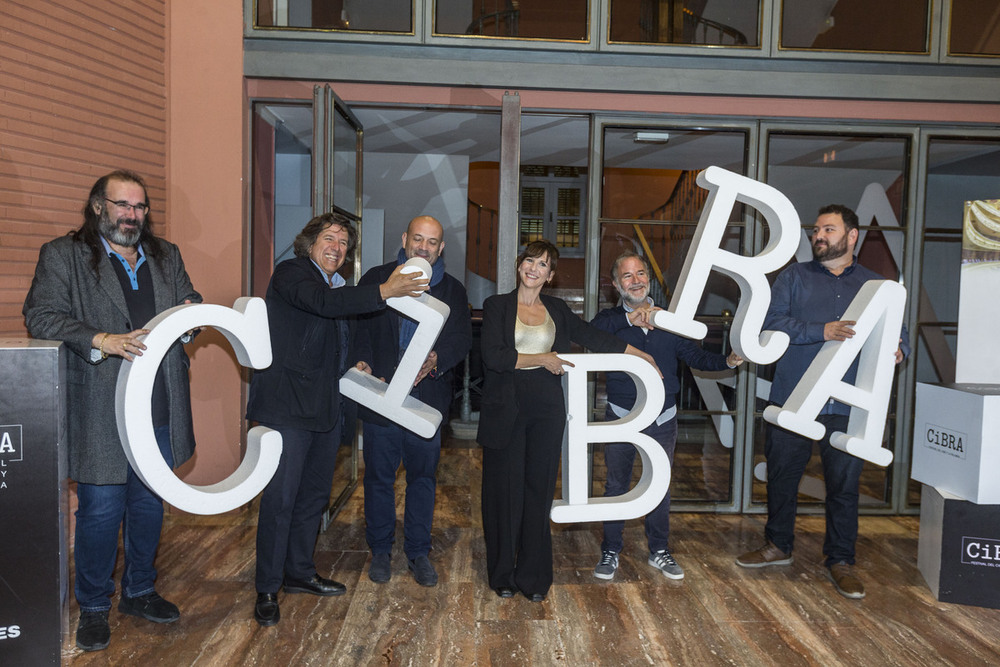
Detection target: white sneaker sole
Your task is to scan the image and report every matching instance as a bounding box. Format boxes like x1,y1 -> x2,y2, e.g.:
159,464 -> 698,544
593,569 -> 616,581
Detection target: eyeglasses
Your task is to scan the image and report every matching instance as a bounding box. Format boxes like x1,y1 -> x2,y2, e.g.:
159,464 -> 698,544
104,198 -> 150,215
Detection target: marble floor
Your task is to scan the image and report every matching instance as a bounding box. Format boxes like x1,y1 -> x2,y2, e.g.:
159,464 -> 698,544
62,443 -> 1000,666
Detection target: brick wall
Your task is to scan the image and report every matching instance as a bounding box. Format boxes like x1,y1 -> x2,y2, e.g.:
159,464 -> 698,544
0,0 -> 167,334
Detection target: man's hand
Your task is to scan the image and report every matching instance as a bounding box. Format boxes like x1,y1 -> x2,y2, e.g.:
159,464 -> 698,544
726,351 -> 744,367
93,328 -> 150,362
380,265 -> 430,300
824,320 -> 856,341
627,305 -> 659,330
414,350 -> 438,386
354,360 -> 385,382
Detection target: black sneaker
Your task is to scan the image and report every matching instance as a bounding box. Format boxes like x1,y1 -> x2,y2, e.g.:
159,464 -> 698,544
118,591 -> 180,623
76,610 -> 110,652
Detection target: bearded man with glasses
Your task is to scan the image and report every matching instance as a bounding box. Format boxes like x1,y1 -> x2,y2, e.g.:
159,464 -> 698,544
24,170 -> 201,651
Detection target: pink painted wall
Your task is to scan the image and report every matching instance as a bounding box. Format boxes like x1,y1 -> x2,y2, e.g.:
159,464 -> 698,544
167,1 -> 247,487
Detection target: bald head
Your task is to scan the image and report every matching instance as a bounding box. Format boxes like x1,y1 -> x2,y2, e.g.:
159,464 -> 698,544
402,215 -> 445,265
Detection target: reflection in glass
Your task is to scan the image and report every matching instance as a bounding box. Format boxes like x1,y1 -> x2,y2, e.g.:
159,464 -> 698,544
332,106 -> 360,217
780,0 -> 929,53
949,0 -> 1000,56
609,0 -> 759,47
256,0 -> 412,32
766,133 -> 908,240
434,0 -> 588,40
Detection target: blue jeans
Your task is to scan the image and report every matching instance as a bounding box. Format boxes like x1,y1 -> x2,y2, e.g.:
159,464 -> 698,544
601,413 -> 678,554
764,414 -> 864,566
74,425 -> 173,612
362,421 -> 441,559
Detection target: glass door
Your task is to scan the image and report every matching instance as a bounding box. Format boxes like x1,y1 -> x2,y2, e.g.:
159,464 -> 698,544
591,119 -> 754,512
249,85 -> 365,526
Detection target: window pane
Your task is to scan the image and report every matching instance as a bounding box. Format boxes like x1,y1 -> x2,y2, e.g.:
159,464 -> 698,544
609,0 -> 760,47
949,0 -> 1000,56
256,0 -> 413,33
781,0 -> 929,53
332,105 -> 360,217
601,127 -> 747,220
435,0 -> 588,40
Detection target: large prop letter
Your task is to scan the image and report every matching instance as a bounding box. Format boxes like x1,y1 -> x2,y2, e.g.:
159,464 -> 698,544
550,353 -> 668,523
339,258 -> 450,439
762,280 -> 906,466
653,166 -> 800,364
116,297 -> 282,514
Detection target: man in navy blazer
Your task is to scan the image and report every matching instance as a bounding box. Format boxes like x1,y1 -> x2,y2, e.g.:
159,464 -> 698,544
351,215 -> 472,587
24,170 -> 201,652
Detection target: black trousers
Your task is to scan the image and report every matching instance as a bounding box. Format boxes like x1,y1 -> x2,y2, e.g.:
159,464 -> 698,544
255,421 -> 341,593
481,369 -> 565,596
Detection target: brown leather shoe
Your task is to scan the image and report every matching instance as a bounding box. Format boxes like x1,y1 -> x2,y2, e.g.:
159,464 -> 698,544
736,541 -> 793,568
827,562 -> 865,599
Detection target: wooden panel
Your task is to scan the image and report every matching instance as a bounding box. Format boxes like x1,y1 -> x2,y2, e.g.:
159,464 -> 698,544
0,0 -> 167,334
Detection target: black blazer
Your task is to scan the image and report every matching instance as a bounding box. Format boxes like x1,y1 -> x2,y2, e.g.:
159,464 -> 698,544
246,256 -> 383,432
476,289 -> 627,450
351,259 -> 472,428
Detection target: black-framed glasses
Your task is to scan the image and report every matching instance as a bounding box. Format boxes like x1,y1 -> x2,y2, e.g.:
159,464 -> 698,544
104,198 -> 149,215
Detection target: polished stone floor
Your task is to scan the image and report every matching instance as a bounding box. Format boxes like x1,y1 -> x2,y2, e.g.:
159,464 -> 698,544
62,442 -> 1000,666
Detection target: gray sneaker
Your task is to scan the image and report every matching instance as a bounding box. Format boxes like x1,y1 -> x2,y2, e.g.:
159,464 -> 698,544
648,549 -> 684,580
593,550 -> 619,580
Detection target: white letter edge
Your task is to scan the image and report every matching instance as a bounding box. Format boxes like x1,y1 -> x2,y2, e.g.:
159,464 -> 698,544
116,297 -> 282,514
652,166 -> 799,365
339,257 -> 451,439
762,280 -> 906,467
550,353 -> 669,523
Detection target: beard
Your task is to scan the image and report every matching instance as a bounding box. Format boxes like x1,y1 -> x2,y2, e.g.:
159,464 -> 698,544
618,283 -> 650,308
99,208 -> 143,247
812,235 -> 849,262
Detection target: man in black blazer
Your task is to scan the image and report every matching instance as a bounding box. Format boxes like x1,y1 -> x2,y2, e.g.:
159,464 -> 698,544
24,170 -> 202,652
246,212 -> 426,626
352,215 -> 472,587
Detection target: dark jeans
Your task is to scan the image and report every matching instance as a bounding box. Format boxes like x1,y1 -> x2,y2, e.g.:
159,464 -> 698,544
362,421 -> 441,559
481,369 -> 564,596
764,414 -> 863,566
601,412 -> 678,555
255,422 -> 341,593
74,424 -> 173,612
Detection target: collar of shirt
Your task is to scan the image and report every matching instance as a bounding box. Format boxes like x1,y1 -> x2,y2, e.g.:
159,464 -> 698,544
812,256 -> 859,278
310,259 -> 346,288
100,235 -> 146,289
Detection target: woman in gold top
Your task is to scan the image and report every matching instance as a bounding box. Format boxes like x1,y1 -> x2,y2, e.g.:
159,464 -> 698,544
477,240 -> 657,601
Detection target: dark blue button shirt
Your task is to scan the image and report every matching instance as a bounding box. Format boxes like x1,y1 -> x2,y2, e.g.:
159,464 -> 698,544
765,257 -> 910,416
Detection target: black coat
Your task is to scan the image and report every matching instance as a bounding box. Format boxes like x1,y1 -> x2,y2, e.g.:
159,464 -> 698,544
351,259 -> 472,429
476,290 -> 627,450
246,256 -> 384,432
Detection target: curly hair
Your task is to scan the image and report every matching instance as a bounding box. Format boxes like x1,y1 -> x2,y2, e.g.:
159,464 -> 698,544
293,212 -> 358,262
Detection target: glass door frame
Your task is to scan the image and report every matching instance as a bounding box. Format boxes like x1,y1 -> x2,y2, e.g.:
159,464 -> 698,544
755,120 -> 921,515
588,114 -> 760,514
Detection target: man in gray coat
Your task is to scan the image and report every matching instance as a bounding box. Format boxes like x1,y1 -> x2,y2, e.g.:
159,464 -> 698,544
23,170 -> 201,652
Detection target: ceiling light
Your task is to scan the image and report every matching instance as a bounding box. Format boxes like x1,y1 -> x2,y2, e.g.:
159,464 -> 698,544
633,131 -> 671,143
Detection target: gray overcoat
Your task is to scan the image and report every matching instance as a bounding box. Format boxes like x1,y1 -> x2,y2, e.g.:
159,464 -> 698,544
23,234 -> 202,484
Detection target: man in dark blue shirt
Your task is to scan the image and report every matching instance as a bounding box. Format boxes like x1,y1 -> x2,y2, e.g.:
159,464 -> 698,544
736,204 -> 908,600
591,251 -> 741,582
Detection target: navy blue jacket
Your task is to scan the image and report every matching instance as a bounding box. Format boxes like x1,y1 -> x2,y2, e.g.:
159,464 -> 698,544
246,256 -> 384,432
351,258 -> 472,429
591,304 -> 730,412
